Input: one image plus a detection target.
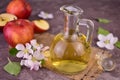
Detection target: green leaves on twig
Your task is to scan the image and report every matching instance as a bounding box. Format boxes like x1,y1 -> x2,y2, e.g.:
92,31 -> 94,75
96,18 -> 111,24
98,27 -> 110,35
4,58 -> 21,76
97,18 -> 120,49
115,41 -> 120,48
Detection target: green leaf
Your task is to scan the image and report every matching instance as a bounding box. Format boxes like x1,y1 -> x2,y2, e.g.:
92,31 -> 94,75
41,59 -> 45,65
9,48 -> 18,56
97,18 -> 111,24
98,27 -> 110,35
115,41 -> 120,48
4,58 -> 21,76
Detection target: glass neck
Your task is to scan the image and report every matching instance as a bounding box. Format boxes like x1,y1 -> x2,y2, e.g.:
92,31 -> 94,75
64,14 -> 79,35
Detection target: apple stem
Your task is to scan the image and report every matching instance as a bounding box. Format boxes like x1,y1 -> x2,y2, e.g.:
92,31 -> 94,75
16,20 -> 23,26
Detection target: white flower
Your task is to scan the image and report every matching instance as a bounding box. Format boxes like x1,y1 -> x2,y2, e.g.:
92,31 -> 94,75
20,59 -> 41,71
38,11 -> 53,19
16,43 -> 33,59
97,33 -> 118,50
30,39 -> 43,50
33,50 -> 45,60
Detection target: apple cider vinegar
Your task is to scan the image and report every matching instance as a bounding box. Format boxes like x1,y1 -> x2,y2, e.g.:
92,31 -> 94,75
50,5 -> 94,74
50,31 -> 91,74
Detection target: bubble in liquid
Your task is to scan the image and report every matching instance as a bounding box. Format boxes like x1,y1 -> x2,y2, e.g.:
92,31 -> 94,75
72,42 -> 85,56
101,58 -> 116,71
71,33 -> 78,41
54,40 -> 67,58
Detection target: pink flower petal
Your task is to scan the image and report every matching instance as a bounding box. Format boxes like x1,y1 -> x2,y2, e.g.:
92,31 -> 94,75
30,66 -> 34,70
39,44 -> 44,48
110,37 -> 118,44
26,43 -> 31,49
97,41 -> 105,48
16,51 -> 24,58
32,61 -> 40,70
105,44 -> 114,50
25,60 -> 33,68
23,54 -> 31,59
36,44 -> 43,50
20,60 -> 25,65
15,44 -> 25,50
28,49 -> 33,54
98,34 -> 106,41
33,51 -> 45,60
33,65 -> 39,71
106,33 -> 113,40
30,39 -> 37,45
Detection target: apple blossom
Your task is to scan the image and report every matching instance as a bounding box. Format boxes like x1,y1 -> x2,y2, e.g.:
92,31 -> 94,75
20,59 -> 41,71
20,49 -> 44,70
30,39 -> 43,50
33,50 -> 45,60
16,43 -> 33,59
15,39 -> 49,71
38,11 -> 53,19
97,33 -> 118,50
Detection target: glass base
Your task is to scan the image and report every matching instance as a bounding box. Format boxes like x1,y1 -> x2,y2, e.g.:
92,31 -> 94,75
52,60 -> 87,74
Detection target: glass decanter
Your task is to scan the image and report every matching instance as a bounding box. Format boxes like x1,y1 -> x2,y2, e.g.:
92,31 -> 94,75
50,5 -> 94,74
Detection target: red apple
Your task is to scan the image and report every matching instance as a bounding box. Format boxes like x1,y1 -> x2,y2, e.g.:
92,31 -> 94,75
6,0 -> 32,19
3,19 -> 34,47
32,19 -> 50,33
0,13 -> 17,30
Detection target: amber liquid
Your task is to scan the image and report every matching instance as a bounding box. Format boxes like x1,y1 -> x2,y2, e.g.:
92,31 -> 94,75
50,31 -> 91,74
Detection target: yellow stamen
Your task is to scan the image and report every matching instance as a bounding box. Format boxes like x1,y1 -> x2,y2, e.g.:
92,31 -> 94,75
32,57 -> 37,61
24,49 -> 28,53
104,40 -> 110,44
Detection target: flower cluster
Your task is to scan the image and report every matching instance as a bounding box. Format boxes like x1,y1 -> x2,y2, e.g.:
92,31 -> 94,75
15,39 -> 49,70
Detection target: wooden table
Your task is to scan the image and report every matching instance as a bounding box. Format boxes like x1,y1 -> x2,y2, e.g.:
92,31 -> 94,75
0,0 -> 120,80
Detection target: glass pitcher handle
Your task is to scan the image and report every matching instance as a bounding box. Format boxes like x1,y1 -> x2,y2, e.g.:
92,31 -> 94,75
77,19 -> 94,43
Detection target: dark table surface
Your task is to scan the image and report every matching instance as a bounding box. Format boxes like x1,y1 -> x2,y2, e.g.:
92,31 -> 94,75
0,0 -> 120,80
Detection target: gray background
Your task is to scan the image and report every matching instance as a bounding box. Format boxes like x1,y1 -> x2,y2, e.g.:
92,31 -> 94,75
0,0 -> 120,80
